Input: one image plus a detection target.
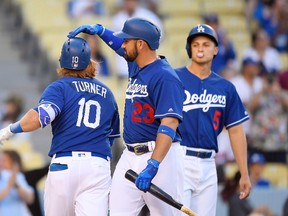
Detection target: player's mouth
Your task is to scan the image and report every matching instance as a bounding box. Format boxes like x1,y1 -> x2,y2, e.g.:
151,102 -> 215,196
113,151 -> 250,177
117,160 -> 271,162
196,53 -> 204,58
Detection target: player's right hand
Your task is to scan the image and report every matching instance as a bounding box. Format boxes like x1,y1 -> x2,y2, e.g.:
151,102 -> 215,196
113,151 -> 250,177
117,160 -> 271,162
135,158 -> 160,192
0,125 -> 14,143
68,24 -> 104,38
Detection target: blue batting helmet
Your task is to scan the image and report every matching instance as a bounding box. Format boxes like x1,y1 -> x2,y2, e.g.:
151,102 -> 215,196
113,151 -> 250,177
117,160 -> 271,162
114,17 -> 161,50
186,24 -> 218,58
59,37 -> 91,70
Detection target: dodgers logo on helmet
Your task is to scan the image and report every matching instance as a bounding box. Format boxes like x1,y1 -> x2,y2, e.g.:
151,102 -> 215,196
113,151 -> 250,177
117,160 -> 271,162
59,37 -> 91,70
113,17 -> 161,50
185,24 -> 218,58
197,25 -> 205,33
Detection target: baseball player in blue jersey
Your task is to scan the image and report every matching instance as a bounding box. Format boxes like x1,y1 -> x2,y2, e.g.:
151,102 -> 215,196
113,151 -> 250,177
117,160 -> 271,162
175,24 -> 252,216
0,37 -> 120,216
68,17 -> 185,216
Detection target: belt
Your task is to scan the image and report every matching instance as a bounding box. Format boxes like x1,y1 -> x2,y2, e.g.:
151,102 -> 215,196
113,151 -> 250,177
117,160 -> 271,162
55,152 -> 108,161
186,149 -> 212,159
126,145 -> 150,155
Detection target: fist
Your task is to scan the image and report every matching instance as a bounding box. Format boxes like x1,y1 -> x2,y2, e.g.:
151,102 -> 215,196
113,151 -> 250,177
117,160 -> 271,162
135,158 -> 160,192
68,24 -> 104,38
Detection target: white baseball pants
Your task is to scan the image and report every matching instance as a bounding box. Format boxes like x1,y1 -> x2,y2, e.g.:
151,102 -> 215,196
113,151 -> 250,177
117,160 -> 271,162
44,152 -> 111,216
110,142 -> 185,216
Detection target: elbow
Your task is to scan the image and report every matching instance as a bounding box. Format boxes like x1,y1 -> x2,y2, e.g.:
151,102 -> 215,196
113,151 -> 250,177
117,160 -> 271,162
160,117 -> 180,130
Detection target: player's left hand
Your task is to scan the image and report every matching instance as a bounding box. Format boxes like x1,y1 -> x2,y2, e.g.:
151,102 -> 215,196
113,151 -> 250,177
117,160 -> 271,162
68,24 -> 104,38
135,158 -> 160,192
0,125 -> 14,143
239,174 -> 251,200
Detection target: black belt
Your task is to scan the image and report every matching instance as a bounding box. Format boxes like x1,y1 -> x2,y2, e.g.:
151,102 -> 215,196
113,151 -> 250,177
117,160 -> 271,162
126,145 -> 150,155
186,150 -> 212,159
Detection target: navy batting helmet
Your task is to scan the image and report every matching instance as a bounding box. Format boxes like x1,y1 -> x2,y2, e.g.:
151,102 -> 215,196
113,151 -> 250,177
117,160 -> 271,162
59,37 -> 91,70
113,17 -> 161,50
186,24 -> 218,58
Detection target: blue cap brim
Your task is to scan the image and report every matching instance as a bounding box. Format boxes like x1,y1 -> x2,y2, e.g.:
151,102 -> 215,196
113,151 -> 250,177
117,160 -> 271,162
113,31 -> 137,39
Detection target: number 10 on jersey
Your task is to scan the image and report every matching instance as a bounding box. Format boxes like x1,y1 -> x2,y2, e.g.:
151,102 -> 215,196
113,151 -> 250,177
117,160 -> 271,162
76,98 -> 101,129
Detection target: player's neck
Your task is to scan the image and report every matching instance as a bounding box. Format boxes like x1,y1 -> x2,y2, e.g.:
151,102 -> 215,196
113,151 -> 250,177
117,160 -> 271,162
187,63 -> 211,79
136,51 -> 158,68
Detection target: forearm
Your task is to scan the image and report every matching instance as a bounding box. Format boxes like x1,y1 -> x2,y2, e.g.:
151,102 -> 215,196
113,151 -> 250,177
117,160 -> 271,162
151,133 -> 172,162
0,186 -> 12,200
151,117 -> 179,162
228,124 -> 249,177
99,27 -> 124,55
16,186 -> 34,204
19,109 -> 41,132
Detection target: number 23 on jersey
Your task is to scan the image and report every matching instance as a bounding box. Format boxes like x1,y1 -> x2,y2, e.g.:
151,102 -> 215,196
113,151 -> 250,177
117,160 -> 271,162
132,102 -> 154,124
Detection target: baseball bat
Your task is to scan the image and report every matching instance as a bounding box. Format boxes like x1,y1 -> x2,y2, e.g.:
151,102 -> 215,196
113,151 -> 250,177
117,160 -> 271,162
125,169 -> 198,216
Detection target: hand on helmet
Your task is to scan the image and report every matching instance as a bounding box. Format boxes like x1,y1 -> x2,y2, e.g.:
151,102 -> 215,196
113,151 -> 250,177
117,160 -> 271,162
68,24 -> 104,38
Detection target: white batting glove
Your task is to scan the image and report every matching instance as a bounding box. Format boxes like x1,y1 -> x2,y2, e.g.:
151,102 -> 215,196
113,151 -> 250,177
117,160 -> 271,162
0,125 -> 14,143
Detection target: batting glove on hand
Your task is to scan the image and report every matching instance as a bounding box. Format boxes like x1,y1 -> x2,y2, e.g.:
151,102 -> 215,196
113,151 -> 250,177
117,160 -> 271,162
135,158 -> 160,192
68,24 -> 104,38
0,125 -> 14,143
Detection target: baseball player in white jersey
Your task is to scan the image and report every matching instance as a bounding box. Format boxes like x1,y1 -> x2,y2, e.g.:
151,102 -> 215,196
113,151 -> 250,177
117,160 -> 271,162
0,37 -> 120,216
175,24 -> 252,216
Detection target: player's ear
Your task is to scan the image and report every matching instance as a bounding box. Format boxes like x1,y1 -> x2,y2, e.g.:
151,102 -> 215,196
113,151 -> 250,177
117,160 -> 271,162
137,39 -> 147,50
214,46 -> 219,56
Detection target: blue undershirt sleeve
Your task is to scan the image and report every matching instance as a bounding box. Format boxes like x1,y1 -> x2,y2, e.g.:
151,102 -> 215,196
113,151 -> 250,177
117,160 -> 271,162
99,27 -> 124,56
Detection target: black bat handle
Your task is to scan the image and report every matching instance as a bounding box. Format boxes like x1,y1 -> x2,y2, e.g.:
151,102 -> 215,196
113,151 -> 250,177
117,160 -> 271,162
149,184 -> 183,209
125,169 -> 183,210
125,169 -> 138,182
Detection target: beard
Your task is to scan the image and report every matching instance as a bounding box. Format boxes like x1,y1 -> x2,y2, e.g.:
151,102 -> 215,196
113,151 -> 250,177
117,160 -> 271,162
123,44 -> 139,62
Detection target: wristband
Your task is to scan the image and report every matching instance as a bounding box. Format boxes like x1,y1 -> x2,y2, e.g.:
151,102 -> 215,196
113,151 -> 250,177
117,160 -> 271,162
148,158 -> 160,168
157,125 -> 176,140
10,122 -> 23,133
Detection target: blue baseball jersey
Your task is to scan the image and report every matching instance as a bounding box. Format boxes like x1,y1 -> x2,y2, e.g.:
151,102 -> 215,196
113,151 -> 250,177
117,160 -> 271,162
175,67 -> 249,152
123,56 -> 184,144
39,76 -> 120,158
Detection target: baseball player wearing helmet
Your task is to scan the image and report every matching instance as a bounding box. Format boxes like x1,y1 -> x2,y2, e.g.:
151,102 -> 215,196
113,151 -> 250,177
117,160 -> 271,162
175,24 -> 252,216
68,17 -> 185,216
0,37 -> 120,216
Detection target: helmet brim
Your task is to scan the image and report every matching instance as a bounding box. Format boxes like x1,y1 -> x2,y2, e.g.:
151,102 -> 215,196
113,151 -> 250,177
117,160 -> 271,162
188,33 -> 218,47
113,31 -> 138,39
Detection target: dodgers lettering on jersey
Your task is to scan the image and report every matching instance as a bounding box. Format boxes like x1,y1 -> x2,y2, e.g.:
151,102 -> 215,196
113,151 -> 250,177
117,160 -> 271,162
183,89 -> 226,113
176,67 -> 249,152
123,56 -> 184,144
39,77 -> 120,158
